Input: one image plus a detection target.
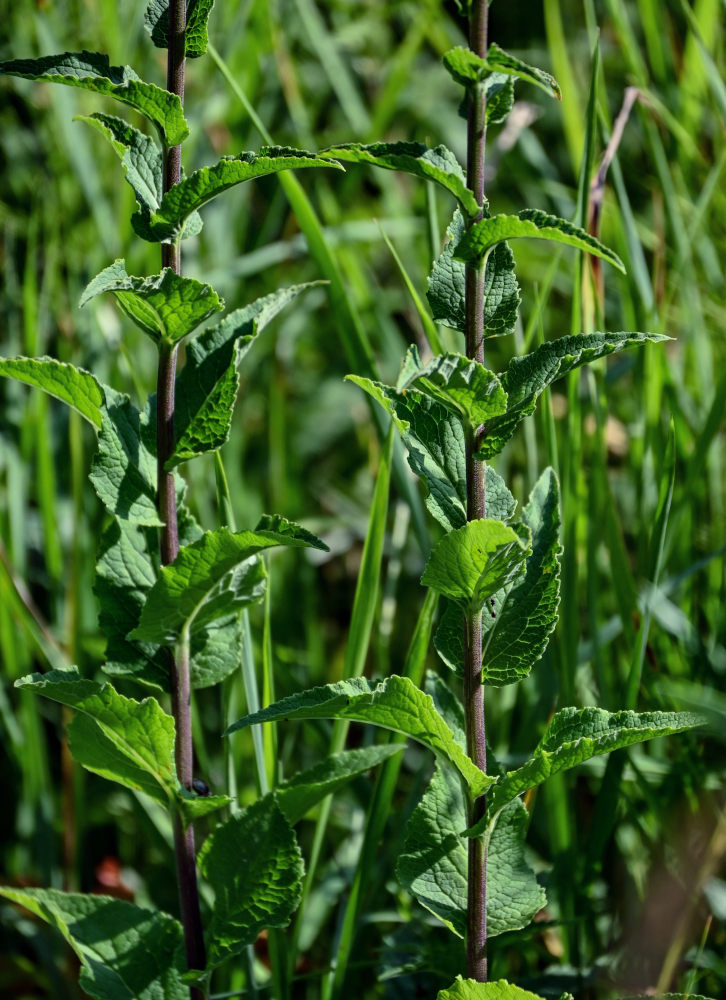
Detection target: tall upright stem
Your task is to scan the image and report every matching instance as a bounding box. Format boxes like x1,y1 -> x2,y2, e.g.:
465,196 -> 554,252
157,0 -> 207,988
464,0 -> 489,983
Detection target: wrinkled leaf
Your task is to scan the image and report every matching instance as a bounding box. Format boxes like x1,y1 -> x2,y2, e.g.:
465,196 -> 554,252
444,43 -> 561,100
145,0 -> 215,57
0,888 -> 187,1000
396,349 -> 507,431
199,796 -> 303,967
438,978 -> 550,1000
227,675 -> 494,798
0,51 -> 188,145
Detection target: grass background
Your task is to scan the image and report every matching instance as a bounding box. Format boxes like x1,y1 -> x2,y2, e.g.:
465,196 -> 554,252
0,0 -> 724,997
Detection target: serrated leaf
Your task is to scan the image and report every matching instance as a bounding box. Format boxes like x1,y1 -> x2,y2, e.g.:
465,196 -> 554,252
485,73 -> 516,125
199,795 -> 303,968
226,675 -> 494,798
396,350 -> 507,432
444,43 -> 560,100
16,668 -> 176,804
95,518 -> 243,690
421,519 -> 531,611
135,147 -> 343,243
477,333 -> 669,460
170,283 -> 324,467
276,744 -> 404,826
132,520 -> 327,645
0,356 -> 104,427
438,978 -> 549,1000
482,467 -> 562,686
454,209 -> 625,272
0,888 -> 187,1000
80,260 -> 223,346
427,209 -> 520,337
319,142 -> 480,218
397,763 -> 544,938
469,707 -> 705,834
0,51 -> 188,145
145,0 -> 215,57
176,789 -> 231,826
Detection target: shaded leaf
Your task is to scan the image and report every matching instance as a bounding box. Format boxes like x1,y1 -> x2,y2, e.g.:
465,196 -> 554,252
199,796 -> 303,968
0,888 -> 187,1000
478,333 -> 669,460
145,0 -> 215,57
227,675 -> 494,798
485,73 -> 516,125
176,788 -> 231,826
0,51 -> 188,145
444,43 -> 561,100
319,142 -> 480,218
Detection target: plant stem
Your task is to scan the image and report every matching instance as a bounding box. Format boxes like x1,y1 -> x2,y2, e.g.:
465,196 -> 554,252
464,0 -> 488,983
157,0 -> 206,988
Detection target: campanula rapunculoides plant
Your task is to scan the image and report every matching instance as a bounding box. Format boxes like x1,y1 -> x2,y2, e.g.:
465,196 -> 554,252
225,2 -> 706,999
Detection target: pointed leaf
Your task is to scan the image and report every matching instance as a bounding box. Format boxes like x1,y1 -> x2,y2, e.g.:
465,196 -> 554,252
0,51 -> 188,145
421,519 -> 531,611
454,209 -> 624,272
132,521 -> 327,644
135,147 -> 343,242
477,332 -> 669,460
145,0 -> 215,57
0,888 -> 187,1000
444,43 -> 561,100
397,350 -> 507,432
226,675 -> 494,798
76,113 -> 162,211
438,978 -> 550,1000
469,707 -> 705,833
80,260 -> 224,346
427,209 -> 520,337
199,796 -> 303,968
398,763 -> 544,937
176,788 -> 231,826
16,668 -> 176,803
0,356 -> 104,428
484,73 -> 516,125
276,744 -> 405,826
319,142 -> 480,218
170,283 -> 324,467
482,468 -> 562,685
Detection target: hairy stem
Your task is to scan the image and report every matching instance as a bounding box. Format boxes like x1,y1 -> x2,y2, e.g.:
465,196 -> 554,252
157,0 -> 206,987
464,0 -> 488,982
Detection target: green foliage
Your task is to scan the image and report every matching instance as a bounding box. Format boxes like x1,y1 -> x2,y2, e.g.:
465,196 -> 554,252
438,979 -> 555,1000
443,43 -> 561,100
145,0 -> 216,57
0,356 -> 104,427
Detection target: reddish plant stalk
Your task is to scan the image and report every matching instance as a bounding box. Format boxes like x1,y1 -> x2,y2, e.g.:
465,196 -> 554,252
464,0 -> 489,982
157,0 -> 206,988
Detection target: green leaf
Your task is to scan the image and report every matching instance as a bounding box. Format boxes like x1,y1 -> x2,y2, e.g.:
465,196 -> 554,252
396,350 -> 507,432
477,333 -> 669,460
80,260 -> 224,346
170,283 -> 324,467
481,468 -> 562,686
135,147 -> 344,243
145,0 -> 215,57
176,788 -> 231,826
454,209 -> 625,273
0,888 -> 187,1000
16,668 -> 176,804
0,356 -> 104,428
0,51 -> 188,145
427,209 -> 520,338
95,518 -> 243,690
226,675 -> 495,798
438,978 -> 550,1000
199,795 -> 303,968
470,707 -> 705,832
319,142 -> 480,218
421,520 -> 531,611
485,73 -> 516,125
398,763 -> 544,937
276,744 -> 404,825
132,520 -> 327,645
443,43 -> 561,100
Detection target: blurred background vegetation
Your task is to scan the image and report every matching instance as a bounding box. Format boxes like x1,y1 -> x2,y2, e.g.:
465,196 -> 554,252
0,0 -> 724,997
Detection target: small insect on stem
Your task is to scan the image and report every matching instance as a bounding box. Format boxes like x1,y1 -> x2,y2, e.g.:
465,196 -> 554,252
192,778 -> 211,797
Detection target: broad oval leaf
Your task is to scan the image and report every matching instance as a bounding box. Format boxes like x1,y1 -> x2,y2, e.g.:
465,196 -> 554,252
0,51 -> 188,145
145,0 -> 215,57
319,141 -> 480,218
438,978 -> 550,1000
80,260 -> 224,346
421,519 -> 531,611
454,209 -> 625,273
477,332 -> 669,460
0,888 -> 188,1000
199,796 -> 303,968
135,147 -> 344,243
444,43 -> 561,100
226,674 -> 495,798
